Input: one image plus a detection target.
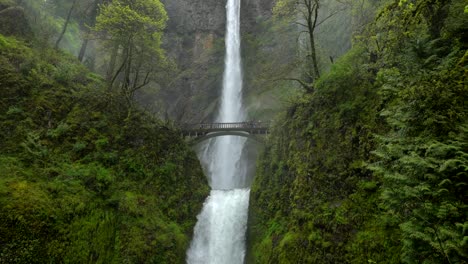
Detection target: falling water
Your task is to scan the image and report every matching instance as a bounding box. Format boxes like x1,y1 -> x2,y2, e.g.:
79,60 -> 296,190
186,0 -> 250,263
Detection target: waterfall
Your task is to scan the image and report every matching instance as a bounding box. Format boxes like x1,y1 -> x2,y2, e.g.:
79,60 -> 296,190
186,0 -> 250,263
186,189 -> 250,264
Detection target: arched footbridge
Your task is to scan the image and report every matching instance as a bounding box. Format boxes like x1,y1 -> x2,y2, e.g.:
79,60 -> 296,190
180,121 -> 270,145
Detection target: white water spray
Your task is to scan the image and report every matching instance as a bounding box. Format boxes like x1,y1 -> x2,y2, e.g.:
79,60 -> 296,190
186,0 -> 250,263
186,189 -> 250,264
207,0 -> 247,190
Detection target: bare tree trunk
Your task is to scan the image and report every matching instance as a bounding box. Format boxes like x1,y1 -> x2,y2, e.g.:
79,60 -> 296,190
110,37 -> 132,91
123,44 -> 133,92
305,0 -> 320,81
77,37 -> 89,62
106,43 -> 119,82
55,0 -> 78,50
109,49 -> 127,90
78,0 -> 100,62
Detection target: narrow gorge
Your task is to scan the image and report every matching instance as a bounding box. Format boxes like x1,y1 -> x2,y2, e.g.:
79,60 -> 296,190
187,1 -> 251,263
0,0 -> 466,263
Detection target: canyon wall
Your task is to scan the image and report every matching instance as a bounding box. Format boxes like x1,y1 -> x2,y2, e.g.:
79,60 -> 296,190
158,0 -> 275,122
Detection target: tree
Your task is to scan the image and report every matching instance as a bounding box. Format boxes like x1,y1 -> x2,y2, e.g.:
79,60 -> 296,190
300,0 -> 321,82
94,0 -> 169,105
273,0 -> 346,92
78,0 -> 101,63
55,0 -> 78,49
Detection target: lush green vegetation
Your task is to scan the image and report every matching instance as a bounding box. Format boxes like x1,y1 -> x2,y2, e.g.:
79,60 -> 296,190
248,0 -> 467,263
2,0 -> 467,263
0,9 -> 208,264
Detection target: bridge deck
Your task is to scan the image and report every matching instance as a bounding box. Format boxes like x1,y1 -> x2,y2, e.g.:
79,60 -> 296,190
181,121 -> 269,137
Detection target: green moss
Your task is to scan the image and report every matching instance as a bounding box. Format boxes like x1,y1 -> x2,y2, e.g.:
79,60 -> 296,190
0,34 -> 209,263
248,0 -> 467,263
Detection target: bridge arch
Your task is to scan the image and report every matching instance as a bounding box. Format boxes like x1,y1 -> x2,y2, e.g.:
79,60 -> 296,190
180,121 -> 270,146
188,131 -> 264,146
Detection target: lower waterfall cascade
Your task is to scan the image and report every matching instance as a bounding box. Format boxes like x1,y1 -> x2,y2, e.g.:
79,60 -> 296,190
186,0 -> 251,263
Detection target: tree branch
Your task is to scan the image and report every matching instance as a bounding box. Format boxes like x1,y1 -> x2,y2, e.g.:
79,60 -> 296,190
274,77 -> 314,92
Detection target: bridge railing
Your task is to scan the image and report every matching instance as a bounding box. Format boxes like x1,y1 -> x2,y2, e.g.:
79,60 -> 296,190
181,121 -> 269,131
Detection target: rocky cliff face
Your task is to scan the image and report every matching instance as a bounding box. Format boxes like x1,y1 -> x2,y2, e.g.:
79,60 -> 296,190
163,0 -> 274,62
157,0 -> 274,122
242,0 -> 274,32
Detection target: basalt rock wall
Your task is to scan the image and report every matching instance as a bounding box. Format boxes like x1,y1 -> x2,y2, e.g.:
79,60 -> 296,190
159,0 -> 274,122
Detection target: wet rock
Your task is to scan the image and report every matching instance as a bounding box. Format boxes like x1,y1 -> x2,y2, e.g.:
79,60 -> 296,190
156,0 -> 274,122
0,6 -> 32,38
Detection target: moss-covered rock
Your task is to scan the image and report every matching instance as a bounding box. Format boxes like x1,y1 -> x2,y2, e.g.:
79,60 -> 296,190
247,0 -> 468,263
0,6 -> 32,38
0,34 -> 209,263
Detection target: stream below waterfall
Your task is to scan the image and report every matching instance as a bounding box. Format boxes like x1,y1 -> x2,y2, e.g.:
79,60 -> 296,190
186,0 -> 250,263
